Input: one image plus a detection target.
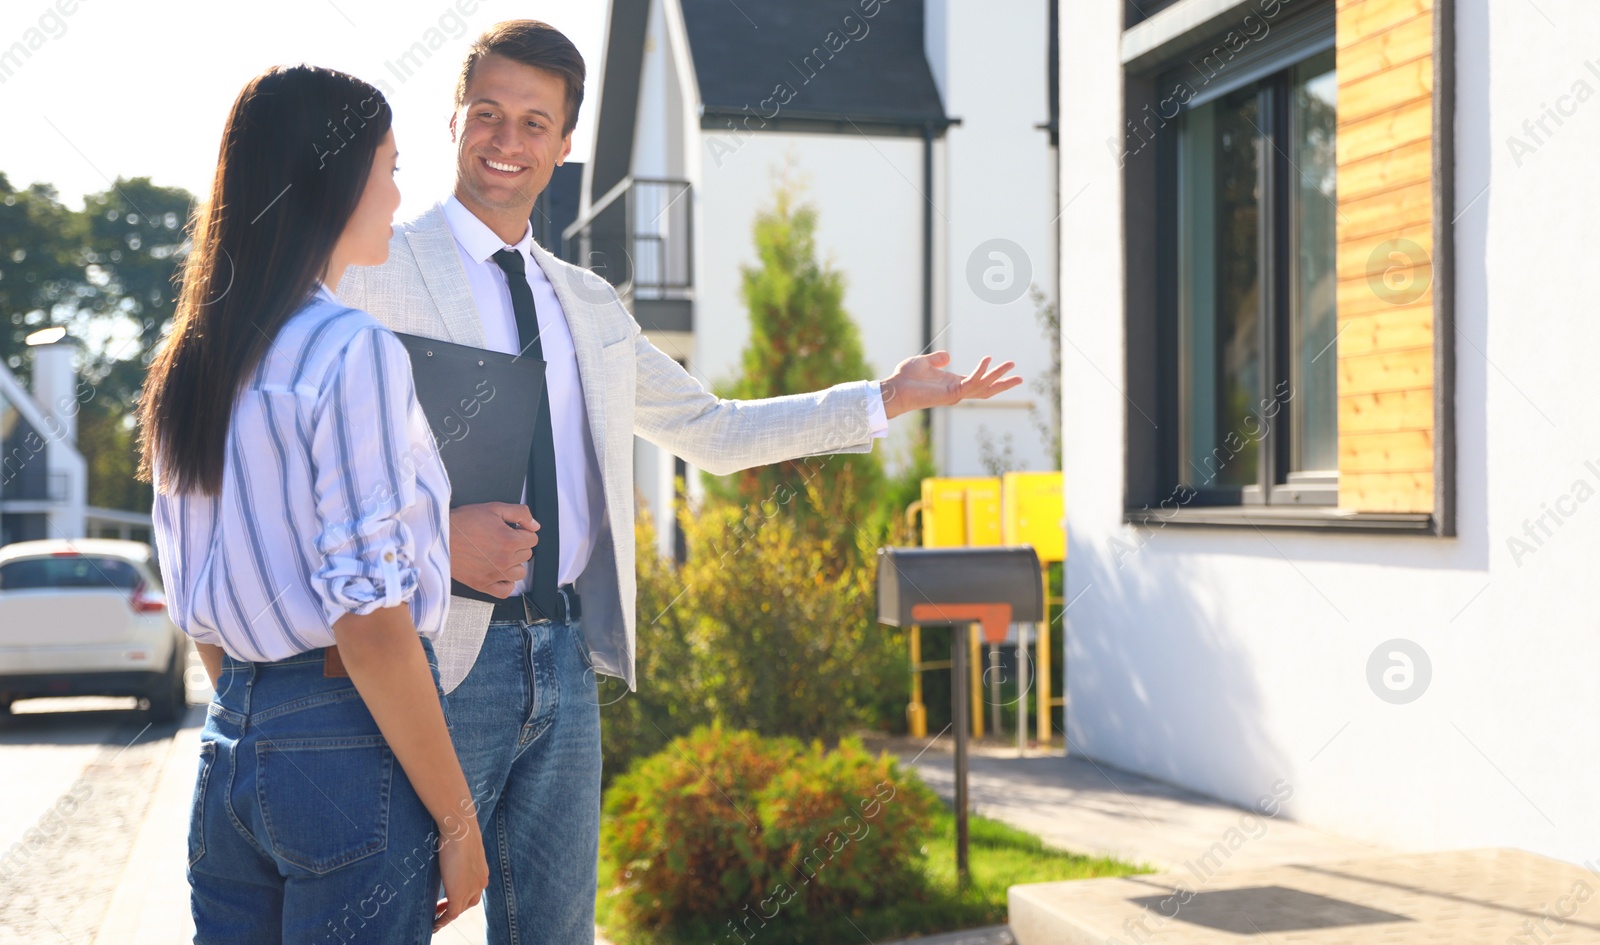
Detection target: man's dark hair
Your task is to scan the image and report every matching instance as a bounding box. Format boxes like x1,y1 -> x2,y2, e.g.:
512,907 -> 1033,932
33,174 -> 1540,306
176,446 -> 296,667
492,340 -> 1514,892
456,20 -> 585,137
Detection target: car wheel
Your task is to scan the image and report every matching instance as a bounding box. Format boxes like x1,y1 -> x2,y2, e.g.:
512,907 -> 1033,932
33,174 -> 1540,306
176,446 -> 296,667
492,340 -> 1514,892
146,654 -> 187,724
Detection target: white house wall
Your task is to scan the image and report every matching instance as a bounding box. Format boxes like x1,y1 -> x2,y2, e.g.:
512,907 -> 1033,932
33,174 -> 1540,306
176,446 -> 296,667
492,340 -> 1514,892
927,0 -> 1058,476
1060,0 -> 1600,864
0,361 -> 86,541
632,0 -> 689,181
694,130 -> 927,471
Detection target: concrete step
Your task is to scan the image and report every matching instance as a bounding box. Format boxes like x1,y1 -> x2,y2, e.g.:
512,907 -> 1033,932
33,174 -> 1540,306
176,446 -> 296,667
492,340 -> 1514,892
1009,848 -> 1600,944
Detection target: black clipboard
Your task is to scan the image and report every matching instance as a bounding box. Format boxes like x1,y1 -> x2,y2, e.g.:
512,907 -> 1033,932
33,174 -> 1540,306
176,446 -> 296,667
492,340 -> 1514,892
394,332 -> 546,604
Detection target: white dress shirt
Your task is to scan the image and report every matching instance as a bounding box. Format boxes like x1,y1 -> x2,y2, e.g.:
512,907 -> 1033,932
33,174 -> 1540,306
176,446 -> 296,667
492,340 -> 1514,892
152,285 -> 453,661
439,196 -> 891,591
442,196 -> 605,589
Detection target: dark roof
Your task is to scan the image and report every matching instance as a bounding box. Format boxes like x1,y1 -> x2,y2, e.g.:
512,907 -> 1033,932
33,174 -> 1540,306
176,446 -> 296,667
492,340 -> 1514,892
679,0 -> 949,130
590,0 -> 651,201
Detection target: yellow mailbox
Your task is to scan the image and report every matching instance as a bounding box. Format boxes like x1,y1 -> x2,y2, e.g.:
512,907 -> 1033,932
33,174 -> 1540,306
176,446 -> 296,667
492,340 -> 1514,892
921,477 -> 1003,548
906,471 -> 1066,747
1001,471 -> 1064,746
1002,471 -> 1064,562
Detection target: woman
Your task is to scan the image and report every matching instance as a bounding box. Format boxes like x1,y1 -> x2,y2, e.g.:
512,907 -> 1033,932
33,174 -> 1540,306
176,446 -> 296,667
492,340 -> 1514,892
137,65 -> 487,943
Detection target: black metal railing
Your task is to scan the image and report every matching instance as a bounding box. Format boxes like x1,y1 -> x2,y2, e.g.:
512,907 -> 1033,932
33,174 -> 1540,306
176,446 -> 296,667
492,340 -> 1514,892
561,177 -> 692,298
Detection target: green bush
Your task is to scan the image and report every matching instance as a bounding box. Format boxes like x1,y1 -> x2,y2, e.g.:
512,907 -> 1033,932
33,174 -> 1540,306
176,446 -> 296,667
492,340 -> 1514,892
602,727 -> 939,937
602,503 -> 910,779
603,726 -> 799,924
757,737 -> 938,917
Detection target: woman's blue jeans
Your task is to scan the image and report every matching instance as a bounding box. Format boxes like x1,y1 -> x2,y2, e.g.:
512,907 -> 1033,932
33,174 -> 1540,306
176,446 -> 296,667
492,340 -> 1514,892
187,641 -> 445,945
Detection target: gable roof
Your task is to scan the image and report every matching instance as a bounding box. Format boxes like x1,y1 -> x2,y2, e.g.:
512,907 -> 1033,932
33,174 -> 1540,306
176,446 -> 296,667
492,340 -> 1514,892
590,0 -> 652,203
585,0 -> 953,204
680,0 -> 949,133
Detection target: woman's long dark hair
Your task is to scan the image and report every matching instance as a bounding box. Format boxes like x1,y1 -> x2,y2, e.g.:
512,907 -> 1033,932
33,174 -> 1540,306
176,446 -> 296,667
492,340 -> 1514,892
137,65 -> 392,495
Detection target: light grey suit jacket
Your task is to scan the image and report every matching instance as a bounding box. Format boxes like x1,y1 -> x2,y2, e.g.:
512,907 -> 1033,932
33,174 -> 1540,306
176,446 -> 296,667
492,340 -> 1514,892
338,205 -> 875,693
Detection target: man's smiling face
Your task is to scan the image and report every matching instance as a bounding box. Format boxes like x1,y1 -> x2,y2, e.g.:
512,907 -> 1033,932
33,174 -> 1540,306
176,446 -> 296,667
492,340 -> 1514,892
450,52 -> 573,225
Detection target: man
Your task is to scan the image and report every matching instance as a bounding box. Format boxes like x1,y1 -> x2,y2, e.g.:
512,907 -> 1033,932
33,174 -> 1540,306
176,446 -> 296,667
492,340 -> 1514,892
339,20 -> 1020,945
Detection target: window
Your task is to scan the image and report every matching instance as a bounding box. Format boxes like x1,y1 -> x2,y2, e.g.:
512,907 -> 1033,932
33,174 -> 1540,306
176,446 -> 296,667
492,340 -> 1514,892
0,556 -> 143,591
1124,0 -> 1450,532
1163,42 -> 1337,506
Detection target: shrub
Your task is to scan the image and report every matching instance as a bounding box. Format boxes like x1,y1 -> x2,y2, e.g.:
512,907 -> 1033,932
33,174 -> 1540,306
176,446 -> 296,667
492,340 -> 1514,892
602,727 -> 939,937
603,726 -> 800,925
755,737 -> 939,918
602,503 -> 910,779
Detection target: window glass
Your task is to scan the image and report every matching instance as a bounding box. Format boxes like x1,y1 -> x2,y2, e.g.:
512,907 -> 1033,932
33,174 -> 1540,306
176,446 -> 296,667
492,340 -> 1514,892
1178,86 -> 1263,490
1291,50 -> 1339,474
0,556 -> 142,591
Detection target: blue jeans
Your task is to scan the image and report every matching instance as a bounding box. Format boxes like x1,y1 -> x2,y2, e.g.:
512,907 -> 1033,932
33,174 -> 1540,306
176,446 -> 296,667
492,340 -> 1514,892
446,618 -> 601,945
187,643 -> 445,945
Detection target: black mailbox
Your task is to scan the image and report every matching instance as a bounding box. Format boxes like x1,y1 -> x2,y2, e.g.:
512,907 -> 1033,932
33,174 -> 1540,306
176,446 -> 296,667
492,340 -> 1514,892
877,546 -> 1045,628
874,544 -> 1046,885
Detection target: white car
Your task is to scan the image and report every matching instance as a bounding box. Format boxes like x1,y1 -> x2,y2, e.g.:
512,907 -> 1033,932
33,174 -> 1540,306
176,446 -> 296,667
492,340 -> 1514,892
0,539 -> 190,722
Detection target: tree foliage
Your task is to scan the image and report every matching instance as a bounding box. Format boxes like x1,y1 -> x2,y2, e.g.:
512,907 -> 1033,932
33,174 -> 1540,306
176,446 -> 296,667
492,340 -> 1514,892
708,180 -> 929,562
602,506 -> 909,779
0,172 -> 193,510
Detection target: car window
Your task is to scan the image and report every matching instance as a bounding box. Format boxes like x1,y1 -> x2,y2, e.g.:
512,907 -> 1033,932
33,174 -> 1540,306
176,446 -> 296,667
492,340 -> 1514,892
0,556 -> 143,591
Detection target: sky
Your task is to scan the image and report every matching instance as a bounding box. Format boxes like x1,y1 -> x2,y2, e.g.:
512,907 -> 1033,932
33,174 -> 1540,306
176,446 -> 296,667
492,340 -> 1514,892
0,0 -> 607,220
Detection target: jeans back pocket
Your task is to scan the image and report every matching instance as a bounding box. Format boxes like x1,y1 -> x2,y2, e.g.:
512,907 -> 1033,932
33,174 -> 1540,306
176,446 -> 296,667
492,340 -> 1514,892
255,735 -> 393,875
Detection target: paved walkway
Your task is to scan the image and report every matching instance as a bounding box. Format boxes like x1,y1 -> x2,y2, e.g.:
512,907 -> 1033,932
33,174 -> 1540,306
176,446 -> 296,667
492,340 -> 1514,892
867,736 -> 1598,944
865,735 -> 1387,874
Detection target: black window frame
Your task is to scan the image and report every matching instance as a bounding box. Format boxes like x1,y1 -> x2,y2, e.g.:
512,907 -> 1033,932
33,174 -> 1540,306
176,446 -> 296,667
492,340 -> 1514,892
1119,0 -> 1455,537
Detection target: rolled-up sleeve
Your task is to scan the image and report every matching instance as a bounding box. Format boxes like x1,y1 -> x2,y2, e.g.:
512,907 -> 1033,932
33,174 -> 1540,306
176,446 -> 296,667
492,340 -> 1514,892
308,326 -> 425,619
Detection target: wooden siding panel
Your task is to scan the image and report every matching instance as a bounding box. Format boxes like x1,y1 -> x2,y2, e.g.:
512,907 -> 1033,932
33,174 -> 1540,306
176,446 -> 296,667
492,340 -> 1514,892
1337,97 -> 1433,164
1335,305 -> 1435,359
1339,388 -> 1435,433
1339,58 -> 1433,126
1339,471 -> 1435,511
1336,12 -> 1433,84
1335,221 -> 1433,284
1337,0 -> 1431,46
1339,180 -> 1433,241
1341,430 -> 1434,473
1336,276 -> 1434,321
1338,345 -> 1433,398
1338,138 -> 1434,202
1335,0 -> 1436,513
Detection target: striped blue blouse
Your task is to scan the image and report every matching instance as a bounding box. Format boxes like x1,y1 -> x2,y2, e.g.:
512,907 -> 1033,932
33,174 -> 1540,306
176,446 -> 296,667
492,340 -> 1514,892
151,287 -> 452,662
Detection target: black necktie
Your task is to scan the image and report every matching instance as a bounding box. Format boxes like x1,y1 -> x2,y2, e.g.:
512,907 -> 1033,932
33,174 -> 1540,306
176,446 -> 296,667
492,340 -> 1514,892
491,248 -> 560,621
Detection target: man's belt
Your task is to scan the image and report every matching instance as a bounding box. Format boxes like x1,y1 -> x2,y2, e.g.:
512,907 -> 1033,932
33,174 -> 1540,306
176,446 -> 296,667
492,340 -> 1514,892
489,583 -> 580,625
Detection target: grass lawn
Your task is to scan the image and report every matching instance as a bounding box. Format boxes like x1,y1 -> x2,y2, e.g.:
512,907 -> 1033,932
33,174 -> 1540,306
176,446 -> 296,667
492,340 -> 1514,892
596,807 -> 1148,945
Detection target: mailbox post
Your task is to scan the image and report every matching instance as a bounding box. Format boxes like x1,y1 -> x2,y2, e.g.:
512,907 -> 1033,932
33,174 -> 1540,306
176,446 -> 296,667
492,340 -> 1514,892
877,546 -> 1044,883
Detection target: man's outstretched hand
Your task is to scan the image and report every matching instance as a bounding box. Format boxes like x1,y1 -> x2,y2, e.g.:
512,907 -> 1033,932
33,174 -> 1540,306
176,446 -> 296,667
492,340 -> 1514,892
879,351 -> 1023,420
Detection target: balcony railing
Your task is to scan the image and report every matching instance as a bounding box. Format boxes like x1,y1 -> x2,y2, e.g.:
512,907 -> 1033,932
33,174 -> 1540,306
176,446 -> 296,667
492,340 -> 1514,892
562,177 -> 692,299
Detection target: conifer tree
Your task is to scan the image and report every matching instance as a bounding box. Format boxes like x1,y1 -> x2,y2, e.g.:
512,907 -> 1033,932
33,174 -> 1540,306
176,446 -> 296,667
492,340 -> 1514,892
708,180 -> 890,559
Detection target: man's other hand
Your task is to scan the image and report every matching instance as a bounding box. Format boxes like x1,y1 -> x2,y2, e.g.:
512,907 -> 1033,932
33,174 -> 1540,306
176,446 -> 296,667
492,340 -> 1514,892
879,351 -> 1023,420
449,502 -> 539,597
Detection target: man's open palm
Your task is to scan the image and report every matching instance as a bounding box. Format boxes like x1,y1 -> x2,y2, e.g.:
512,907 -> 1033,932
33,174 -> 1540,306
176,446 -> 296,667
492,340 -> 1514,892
880,351 -> 1023,419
